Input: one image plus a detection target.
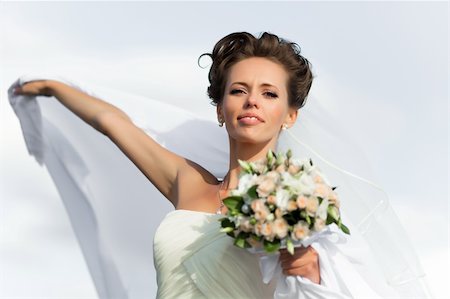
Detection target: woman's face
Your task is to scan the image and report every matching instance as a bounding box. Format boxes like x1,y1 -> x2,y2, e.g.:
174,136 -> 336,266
218,56 -> 297,144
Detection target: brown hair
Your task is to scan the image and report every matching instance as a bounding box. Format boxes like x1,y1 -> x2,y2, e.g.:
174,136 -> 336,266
198,31 -> 314,110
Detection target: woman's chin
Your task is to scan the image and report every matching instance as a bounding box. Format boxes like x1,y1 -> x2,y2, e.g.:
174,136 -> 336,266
229,131 -> 273,145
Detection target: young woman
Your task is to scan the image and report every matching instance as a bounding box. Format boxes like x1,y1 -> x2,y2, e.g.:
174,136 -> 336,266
11,31 -> 430,298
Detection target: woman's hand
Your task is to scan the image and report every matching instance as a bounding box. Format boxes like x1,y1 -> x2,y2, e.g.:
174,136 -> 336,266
13,80 -> 53,97
279,245 -> 321,284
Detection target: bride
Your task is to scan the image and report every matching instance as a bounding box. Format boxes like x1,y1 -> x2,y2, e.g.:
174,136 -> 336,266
10,31 -> 431,298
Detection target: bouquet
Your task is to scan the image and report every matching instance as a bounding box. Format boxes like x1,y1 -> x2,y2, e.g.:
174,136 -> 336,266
218,149 -> 350,256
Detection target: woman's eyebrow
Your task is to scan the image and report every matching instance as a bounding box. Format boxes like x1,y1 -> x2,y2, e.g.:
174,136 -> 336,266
231,82 -> 279,90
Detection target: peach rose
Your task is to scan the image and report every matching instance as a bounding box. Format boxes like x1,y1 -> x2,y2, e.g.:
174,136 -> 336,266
273,218 -> 289,239
296,195 -> 308,209
306,197 -> 319,216
291,221 -> 310,241
239,218 -> 253,233
257,176 -> 276,197
254,206 -> 270,222
251,199 -> 265,212
328,191 -> 340,208
267,195 -> 277,205
261,222 -> 276,241
254,222 -> 263,235
313,174 -> 323,184
275,207 -> 283,219
287,200 -> 298,212
314,183 -> 331,199
288,164 -> 301,175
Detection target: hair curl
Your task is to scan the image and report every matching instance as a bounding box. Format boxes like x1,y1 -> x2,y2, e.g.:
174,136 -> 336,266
198,31 -> 314,110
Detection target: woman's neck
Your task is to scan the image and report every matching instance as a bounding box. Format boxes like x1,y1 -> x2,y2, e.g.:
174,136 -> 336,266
222,136 -> 278,190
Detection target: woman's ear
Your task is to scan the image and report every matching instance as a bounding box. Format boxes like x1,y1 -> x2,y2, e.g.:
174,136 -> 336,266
216,104 -> 223,120
216,104 -> 225,126
284,108 -> 298,128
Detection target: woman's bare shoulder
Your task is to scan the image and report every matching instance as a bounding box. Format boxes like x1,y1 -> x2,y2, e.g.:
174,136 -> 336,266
174,159 -> 220,211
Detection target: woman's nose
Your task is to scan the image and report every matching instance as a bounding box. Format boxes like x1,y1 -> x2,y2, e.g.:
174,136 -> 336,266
245,92 -> 260,108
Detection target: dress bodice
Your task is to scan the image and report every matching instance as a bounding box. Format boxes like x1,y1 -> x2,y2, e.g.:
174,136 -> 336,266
153,209 -> 277,299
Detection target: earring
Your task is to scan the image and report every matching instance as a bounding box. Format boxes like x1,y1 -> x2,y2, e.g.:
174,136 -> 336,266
218,117 -> 224,127
282,124 -> 288,130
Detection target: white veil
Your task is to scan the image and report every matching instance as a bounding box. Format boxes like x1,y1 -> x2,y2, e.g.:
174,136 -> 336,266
7,74 -> 432,298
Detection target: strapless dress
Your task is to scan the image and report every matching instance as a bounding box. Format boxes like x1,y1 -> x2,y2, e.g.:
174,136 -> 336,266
153,209 -> 277,299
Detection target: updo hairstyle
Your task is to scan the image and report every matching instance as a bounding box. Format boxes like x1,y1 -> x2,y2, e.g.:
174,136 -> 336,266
198,31 -> 314,109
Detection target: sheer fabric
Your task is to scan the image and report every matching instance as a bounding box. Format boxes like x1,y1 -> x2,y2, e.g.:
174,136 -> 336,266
7,75 -> 432,298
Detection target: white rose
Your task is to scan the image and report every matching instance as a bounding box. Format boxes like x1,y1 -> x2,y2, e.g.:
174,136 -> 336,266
316,197 -> 329,220
298,173 -> 315,196
275,188 -> 291,211
234,173 -> 258,196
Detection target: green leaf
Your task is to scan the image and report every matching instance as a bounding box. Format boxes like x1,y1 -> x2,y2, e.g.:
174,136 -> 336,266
305,213 -> 311,225
286,238 -> 294,255
326,213 -> 335,225
339,222 -> 351,235
234,237 -> 251,249
220,217 -> 235,229
220,227 -> 235,233
247,185 -> 258,199
267,149 -> 274,166
263,238 -> 281,253
317,196 -> 323,205
234,231 -> 251,248
226,231 -> 235,238
223,196 -> 244,214
286,149 -> 292,159
327,205 -> 339,221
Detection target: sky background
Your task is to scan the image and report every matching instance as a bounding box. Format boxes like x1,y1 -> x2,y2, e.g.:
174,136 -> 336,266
0,1 -> 448,298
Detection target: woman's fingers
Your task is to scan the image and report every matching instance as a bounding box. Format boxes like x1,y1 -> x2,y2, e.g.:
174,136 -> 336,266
14,80 -> 52,96
278,245 -> 321,283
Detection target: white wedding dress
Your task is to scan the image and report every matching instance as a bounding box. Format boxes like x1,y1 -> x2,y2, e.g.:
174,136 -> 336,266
7,75 -> 432,298
153,209 -> 277,298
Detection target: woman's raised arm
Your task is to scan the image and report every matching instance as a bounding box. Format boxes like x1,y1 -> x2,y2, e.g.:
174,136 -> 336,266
14,80 -> 130,134
14,80 -> 187,204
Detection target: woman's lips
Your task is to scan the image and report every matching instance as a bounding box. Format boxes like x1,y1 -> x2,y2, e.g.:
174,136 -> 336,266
238,116 -> 263,125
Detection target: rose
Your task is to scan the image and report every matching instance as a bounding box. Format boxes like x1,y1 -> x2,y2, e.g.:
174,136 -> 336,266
233,173 -> 258,196
256,172 -> 278,197
275,188 -> 291,211
251,199 -> 270,221
296,195 -> 308,209
291,221 -> 310,241
328,191 -> 340,208
261,222 -> 276,241
313,183 -> 331,199
306,197 -> 319,216
273,218 -> 289,239
287,200 -> 298,212
239,218 -> 253,232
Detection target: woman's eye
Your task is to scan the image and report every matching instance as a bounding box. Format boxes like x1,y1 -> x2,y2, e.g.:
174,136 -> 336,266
265,92 -> 278,98
230,89 -> 244,95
